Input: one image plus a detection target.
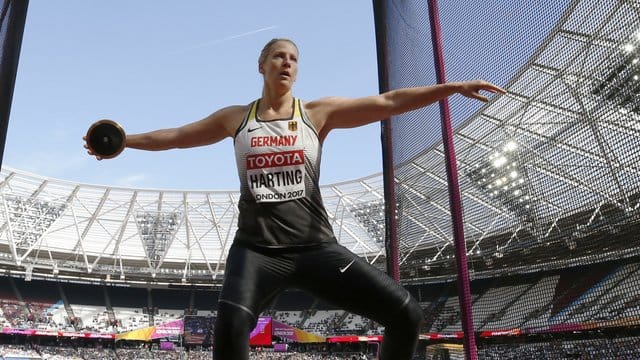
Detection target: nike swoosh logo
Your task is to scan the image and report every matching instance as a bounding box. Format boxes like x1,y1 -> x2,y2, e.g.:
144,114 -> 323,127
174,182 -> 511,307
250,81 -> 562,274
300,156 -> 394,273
247,127 -> 262,133
339,259 -> 356,273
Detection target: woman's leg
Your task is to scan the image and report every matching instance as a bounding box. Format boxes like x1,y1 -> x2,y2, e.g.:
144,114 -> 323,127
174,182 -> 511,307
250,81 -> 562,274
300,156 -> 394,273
213,243 -> 292,360
293,243 -> 424,360
213,301 -> 255,359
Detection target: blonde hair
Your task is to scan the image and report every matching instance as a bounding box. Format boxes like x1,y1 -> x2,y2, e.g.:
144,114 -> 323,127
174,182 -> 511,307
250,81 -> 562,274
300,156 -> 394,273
258,38 -> 298,64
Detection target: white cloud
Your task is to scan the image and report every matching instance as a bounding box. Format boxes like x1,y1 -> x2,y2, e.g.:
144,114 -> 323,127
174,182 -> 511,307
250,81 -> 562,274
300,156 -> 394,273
176,25 -> 278,53
114,173 -> 148,187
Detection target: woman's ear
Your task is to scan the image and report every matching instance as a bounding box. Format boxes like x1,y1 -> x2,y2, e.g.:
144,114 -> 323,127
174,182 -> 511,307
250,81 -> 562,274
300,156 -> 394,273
258,63 -> 264,74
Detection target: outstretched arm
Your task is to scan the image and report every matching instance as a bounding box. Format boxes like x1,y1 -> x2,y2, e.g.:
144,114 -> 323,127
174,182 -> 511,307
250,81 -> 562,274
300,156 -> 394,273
306,80 -> 505,140
84,105 -> 247,159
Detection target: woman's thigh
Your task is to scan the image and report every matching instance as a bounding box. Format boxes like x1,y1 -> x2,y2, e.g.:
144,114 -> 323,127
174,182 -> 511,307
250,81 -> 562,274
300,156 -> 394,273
218,243 -> 294,320
292,243 -> 412,326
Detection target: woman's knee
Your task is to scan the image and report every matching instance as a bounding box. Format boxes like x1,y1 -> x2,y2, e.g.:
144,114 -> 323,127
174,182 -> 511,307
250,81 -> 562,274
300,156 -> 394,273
393,295 -> 424,331
214,302 -> 256,342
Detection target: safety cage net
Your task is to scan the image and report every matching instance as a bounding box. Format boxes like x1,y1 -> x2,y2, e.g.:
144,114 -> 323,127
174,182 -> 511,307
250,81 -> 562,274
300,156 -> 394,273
374,0 -> 640,358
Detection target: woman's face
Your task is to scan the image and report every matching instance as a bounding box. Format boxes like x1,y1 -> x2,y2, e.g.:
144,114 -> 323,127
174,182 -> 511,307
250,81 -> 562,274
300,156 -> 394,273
259,41 -> 298,90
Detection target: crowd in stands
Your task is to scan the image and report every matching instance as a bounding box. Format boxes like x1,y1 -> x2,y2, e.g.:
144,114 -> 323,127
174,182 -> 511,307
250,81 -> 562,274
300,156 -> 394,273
4,339 -> 640,359
0,345 -> 371,360
0,344 -> 40,359
0,300 -> 376,338
476,336 -> 640,359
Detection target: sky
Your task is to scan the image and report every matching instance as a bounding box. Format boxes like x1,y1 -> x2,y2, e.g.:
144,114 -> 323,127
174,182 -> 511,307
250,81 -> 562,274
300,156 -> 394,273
6,0 -> 382,191
5,1 -> 568,192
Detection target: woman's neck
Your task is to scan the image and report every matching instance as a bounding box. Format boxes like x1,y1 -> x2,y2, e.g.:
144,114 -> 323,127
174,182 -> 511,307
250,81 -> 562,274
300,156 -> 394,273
259,88 -> 294,116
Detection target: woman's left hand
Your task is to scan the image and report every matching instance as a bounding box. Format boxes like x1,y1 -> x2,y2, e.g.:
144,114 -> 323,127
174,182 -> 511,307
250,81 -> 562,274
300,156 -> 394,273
457,80 -> 506,102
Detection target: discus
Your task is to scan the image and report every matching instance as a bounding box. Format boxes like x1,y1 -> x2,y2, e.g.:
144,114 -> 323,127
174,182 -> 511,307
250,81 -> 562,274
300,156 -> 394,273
85,119 -> 125,159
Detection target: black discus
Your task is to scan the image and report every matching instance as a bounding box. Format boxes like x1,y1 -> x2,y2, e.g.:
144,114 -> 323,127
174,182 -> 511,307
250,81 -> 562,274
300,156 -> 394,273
86,119 -> 125,159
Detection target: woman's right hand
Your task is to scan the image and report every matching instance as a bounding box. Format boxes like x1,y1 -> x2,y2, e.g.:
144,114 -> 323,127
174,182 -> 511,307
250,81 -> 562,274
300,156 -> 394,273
83,134 -> 104,160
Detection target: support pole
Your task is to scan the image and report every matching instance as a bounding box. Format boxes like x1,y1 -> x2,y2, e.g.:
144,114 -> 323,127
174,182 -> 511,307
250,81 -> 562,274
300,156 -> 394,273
427,0 -> 478,358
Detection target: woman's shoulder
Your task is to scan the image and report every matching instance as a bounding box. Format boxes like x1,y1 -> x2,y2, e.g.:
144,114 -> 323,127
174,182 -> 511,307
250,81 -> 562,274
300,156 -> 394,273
219,102 -> 254,115
214,103 -> 255,124
302,96 -> 345,108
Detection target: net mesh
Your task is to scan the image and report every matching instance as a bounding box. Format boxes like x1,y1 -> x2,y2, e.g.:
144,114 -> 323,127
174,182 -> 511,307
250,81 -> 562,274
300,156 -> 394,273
376,0 -> 640,357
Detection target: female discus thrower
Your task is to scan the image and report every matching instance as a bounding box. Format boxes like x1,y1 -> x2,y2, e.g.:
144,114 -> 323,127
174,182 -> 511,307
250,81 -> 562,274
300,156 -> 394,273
84,39 -> 505,359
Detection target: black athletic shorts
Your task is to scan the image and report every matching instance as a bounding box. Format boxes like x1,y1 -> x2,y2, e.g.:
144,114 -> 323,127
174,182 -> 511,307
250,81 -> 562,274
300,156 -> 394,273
218,241 -> 413,327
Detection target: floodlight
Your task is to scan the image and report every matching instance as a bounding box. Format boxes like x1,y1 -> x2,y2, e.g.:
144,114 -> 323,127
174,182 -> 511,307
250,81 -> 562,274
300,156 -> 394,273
503,141 -> 518,152
623,43 -> 635,52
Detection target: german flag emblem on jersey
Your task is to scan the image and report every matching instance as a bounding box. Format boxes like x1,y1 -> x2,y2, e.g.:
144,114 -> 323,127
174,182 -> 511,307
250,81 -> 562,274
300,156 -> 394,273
288,121 -> 298,132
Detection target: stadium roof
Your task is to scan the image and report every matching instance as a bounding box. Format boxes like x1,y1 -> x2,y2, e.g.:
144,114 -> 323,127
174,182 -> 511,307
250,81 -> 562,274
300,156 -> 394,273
0,166 -> 387,283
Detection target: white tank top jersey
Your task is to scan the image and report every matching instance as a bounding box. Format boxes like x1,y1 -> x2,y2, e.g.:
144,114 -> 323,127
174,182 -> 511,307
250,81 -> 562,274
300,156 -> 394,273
233,98 -> 336,248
